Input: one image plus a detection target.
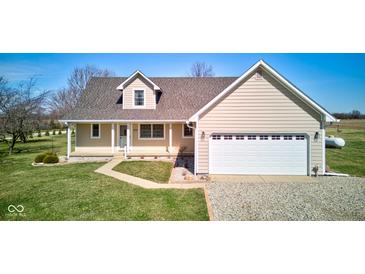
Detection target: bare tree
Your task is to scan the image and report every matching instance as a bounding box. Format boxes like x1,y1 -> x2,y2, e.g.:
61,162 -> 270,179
48,87 -> 76,119
0,77 -> 48,154
189,62 -> 214,77
49,65 -> 114,118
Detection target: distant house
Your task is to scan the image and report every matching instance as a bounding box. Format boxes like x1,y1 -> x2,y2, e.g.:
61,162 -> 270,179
60,60 -> 337,176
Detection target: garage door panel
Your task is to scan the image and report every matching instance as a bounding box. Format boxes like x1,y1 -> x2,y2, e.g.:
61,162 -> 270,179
210,134 -> 307,175
211,148 -> 306,154
215,160 -> 306,167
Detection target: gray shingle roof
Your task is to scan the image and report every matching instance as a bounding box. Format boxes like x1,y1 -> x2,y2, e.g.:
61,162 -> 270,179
62,76 -> 237,121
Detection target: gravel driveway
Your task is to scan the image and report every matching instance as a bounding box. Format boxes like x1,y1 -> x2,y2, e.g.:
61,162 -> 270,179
206,177 -> 365,221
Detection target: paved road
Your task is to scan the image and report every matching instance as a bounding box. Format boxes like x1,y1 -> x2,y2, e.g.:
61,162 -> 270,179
206,176 -> 365,221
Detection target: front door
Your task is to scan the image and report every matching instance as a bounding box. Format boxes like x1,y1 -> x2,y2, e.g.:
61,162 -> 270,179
119,125 -> 127,147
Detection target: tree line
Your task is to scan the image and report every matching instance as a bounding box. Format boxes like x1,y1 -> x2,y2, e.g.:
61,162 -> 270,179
333,110 -> 365,119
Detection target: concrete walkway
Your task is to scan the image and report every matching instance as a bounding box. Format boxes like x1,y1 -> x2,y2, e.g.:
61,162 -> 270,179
95,158 -> 205,189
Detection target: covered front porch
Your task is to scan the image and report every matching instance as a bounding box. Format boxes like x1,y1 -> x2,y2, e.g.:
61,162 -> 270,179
66,122 -> 195,159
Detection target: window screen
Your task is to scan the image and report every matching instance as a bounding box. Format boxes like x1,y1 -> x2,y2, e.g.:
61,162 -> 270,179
140,124 -> 151,138
140,124 -> 164,138
152,124 -> 164,138
91,124 -> 100,138
134,90 -> 144,106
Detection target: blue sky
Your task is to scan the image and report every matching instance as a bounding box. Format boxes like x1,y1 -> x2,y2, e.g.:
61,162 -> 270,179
0,53 -> 364,112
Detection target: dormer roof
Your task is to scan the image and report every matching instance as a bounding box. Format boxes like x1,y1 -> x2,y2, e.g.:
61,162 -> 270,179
116,70 -> 161,91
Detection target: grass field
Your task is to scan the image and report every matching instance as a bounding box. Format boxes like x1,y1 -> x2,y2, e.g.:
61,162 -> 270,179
0,135 -> 208,220
326,119 -> 365,177
113,161 -> 174,183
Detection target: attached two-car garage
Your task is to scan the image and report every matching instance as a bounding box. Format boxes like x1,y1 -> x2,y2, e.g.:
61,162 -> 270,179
209,134 -> 308,175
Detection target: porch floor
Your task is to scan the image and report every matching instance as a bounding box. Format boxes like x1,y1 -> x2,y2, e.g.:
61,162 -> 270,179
127,151 -> 194,157
70,151 -> 124,157
71,149 -> 193,158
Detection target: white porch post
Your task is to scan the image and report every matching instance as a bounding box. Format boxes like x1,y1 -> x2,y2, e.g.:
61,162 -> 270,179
116,123 -> 120,149
111,123 -> 115,153
130,123 -> 133,149
127,123 -> 131,152
169,123 -> 172,153
67,123 -> 71,159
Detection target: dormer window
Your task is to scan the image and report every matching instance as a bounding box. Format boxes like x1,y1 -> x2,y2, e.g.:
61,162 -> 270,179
134,89 -> 145,107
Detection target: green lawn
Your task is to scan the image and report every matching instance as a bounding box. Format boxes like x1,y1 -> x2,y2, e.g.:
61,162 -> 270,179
0,135 -> 208,220
326,120 -> 365,177
113,161 -> 173,183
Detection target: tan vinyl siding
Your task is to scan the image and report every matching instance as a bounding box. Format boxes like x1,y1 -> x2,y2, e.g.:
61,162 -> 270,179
132,123 -> 168,148
76,123 -> 116,149
172,124 -> 194,152
131,123 -> 194,152
198,70 -> 323,174
123,75 -> 156,109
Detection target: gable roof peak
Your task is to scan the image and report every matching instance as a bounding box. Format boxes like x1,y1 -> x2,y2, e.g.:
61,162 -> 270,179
188,59 -> 337,123
116,70 -> 161,91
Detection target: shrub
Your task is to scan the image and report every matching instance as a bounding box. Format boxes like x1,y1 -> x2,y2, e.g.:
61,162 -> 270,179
29,134 -> 34,139
45,130 -> 50,136
43,154 -> 59,164
34,152 -> 56,163
58,129 -> 62,135
37,131 -> 42,137
52,129 -> 56,135
34,153 -> 47,163
71,129 -> 75,136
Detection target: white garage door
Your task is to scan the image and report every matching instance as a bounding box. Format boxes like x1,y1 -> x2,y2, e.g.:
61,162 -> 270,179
209,134 -> 308,175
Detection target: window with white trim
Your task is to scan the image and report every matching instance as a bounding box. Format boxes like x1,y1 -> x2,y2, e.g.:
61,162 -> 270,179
224,135 -> 233,140
212,135 -> 221,140
284,135 -> 293,140
139,124 -> 164,139
134,90 -> 144,106
152,124 -> 164,138
183,124 -> 193,137
259,135 -> 268,140
236,135 -> 245,140
248,135 -> 256,140
91,124 -> 100,138
271,135 -> 281,140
